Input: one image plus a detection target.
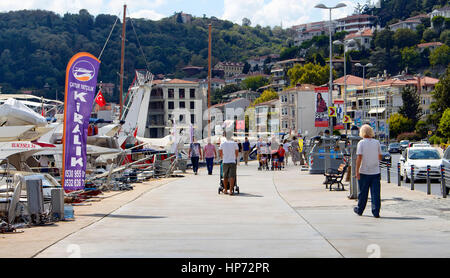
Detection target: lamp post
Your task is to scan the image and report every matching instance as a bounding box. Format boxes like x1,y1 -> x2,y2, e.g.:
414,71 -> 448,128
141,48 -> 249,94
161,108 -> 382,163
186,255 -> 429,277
315,3 -> 346,174
355,62 -> 372,123
333,39 -> 355,135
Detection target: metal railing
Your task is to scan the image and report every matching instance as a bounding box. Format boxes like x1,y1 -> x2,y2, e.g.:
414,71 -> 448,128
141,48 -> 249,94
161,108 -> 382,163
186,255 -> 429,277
379,161 -> 449,198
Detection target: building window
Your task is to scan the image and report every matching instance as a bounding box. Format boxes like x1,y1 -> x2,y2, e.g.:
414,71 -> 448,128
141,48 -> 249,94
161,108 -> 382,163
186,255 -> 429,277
179,115 -> 185,123
179,89 -> 185,99
168,89 -> 174,98
179,101 -> 185,109
190,89 -> 196,98
190,101 -> 195,110
191,114 -> 195,124
168,101 -> 174,110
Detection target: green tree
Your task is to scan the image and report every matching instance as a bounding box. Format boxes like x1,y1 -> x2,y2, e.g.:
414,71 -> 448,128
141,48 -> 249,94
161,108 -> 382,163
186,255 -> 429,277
432,15 -> 445,34
438,108 -> 450,140
394,28 -> 419,49
252,89 -> 278,106
429,65 -> 450,127
430,44 -> 450,67
287,63 -> 335,86
415,120 -> 429,138
398,86 -> 423,125
401,46 -> 421,72
242,76 -> 269,91
388,113 -> 415,139
423,28 -> 438,42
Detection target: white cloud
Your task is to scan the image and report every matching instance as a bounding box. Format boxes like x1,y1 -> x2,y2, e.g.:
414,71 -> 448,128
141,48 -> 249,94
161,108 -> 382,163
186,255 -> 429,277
0,0 -> 167,19
222,0 -> 356,28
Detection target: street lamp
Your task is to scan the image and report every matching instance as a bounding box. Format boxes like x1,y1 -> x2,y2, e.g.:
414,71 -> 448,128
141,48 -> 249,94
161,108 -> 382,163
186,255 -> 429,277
315,3 -> 347,126
355,62 -> 373,122
315,2 -> 346,174
334,39 -> 355,135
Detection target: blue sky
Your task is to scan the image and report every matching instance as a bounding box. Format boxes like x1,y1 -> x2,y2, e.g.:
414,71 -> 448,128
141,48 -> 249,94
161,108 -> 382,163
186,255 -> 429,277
0,0 -> 370,28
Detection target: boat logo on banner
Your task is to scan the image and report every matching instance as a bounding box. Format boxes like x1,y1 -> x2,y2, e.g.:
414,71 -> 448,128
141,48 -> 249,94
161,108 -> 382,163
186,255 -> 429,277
73,60 -> 96,82
63,52 -> 101,192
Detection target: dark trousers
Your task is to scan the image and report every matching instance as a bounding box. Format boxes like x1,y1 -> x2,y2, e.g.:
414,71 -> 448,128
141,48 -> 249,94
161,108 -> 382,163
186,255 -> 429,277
191,157 -> 199,173
206,157 -> 214,174
356,174 -> 381,216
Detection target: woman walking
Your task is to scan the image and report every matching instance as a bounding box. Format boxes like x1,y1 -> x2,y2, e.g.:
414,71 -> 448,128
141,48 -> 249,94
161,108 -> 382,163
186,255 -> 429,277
290,136 -> 301,166
354,125 -> 382,218
204,139 -> 217,175
189,138 -> 203,175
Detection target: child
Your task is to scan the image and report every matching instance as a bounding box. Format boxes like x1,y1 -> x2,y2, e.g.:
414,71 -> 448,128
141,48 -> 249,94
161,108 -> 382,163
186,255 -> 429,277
278,144 -> 286,169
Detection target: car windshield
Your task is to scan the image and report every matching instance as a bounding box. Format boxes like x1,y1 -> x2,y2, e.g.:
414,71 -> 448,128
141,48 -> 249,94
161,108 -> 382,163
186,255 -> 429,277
389,143 -> 399,147
408,149 -> 441,160
400,141 -> 409,145
381,145 -> 387,152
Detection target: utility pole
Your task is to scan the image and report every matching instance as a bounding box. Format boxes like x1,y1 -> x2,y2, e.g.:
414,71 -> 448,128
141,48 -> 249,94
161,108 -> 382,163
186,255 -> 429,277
119,4 -> 127,119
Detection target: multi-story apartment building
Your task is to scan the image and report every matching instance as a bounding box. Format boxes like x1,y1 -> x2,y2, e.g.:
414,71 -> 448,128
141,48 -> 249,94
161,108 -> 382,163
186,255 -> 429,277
292,21 -> 335,46
214,62 -> 245,78
336,14 -> 378,34
254,99 -> 279,136
279,84 -> 322,137
146,79 -> 205,139
344,28 -> 374,50
334,75 -> 440,137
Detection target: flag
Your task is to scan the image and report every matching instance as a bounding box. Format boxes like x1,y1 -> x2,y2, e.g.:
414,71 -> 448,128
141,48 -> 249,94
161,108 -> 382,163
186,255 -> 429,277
95,90 -> 106,107
62,52 -> 101,192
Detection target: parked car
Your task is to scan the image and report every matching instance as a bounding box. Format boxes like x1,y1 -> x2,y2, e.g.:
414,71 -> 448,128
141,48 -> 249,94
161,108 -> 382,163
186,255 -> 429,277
442,147 -> 450,195
380,145 -> 392,164
400,140 -> 410,151
400,146 -> 442,183
388,143 -> 401,154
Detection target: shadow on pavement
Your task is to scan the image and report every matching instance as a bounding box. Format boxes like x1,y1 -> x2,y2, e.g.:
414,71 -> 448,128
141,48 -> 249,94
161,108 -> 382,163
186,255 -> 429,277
234,193 -> 264,198
362,215 -> 424,220
80,214 -> 167,219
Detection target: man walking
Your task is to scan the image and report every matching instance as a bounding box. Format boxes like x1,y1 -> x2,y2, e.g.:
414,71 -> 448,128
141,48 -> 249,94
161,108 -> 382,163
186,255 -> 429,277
243,137 -> 251,166
204,139 -> 217,175
219,133 -> 239,195
354,125 -> 382,218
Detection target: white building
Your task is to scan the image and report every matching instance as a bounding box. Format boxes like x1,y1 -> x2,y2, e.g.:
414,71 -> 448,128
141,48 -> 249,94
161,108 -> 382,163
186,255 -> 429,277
147,79 -> 205,139
389,19 -> 422,31
279,84 -> 322,137
336,14 -> 378,34
430,6 -> 450,27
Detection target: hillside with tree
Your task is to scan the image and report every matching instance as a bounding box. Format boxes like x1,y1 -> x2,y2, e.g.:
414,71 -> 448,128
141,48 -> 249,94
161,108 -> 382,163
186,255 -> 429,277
0,9 -> 292,101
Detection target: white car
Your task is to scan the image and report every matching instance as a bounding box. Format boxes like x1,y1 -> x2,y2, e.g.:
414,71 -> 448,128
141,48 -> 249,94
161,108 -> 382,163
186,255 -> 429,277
443,148 -> 450,194
400,147 -> 442,183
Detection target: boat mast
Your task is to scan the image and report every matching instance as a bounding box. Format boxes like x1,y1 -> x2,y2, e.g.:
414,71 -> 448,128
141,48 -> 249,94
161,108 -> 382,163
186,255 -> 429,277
208,24 -> 212,139
119,4 -> 127,119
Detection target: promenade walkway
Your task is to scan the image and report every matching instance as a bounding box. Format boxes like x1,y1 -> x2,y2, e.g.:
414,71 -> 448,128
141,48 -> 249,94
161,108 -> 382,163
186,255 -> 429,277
23,161 -> 450,257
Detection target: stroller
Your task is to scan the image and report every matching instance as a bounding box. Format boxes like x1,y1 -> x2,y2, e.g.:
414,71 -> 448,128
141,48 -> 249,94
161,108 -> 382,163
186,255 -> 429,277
218,162 -> 240,195
258,154 -> 270,171
271,151 -> 281,171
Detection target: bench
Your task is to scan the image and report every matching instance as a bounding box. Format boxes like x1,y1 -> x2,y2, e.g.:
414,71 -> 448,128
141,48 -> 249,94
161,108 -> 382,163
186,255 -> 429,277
324,163 -> 348,191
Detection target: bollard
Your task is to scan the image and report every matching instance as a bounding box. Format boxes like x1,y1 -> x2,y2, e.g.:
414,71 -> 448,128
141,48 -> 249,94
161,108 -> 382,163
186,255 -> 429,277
442,165 -> 447,198
397,163 -> 401,187
387,163 -> 391,184
427,165 -> 431,195
411,165 -> 415,191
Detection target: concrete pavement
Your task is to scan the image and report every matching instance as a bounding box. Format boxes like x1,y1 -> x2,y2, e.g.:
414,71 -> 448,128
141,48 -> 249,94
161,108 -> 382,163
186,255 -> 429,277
13,161 -> 450,258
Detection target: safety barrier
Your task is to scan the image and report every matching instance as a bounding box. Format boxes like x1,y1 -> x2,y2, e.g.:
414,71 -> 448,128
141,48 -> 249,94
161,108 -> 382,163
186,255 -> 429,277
379,161 -> 450,198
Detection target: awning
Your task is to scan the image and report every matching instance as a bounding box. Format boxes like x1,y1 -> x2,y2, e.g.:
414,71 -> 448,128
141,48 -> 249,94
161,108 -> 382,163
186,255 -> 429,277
368,108 -> 386,114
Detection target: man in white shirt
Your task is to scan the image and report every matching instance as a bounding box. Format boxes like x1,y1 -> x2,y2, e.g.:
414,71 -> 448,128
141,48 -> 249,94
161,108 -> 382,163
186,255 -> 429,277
354,124 -> 383,218
219,133 -> 239,195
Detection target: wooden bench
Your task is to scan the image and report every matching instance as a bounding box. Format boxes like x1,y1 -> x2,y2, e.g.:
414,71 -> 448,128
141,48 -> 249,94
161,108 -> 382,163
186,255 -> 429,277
324,163 -> 348,191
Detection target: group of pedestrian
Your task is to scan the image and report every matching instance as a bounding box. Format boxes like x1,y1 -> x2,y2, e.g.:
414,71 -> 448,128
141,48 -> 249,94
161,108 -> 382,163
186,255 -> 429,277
256,136 -> 307,169
188,136 -> 252,176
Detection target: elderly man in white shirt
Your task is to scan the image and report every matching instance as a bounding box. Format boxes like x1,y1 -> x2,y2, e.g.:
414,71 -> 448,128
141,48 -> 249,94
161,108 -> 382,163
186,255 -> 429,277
354,124 -> 383,218
219,133 -> 239,195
